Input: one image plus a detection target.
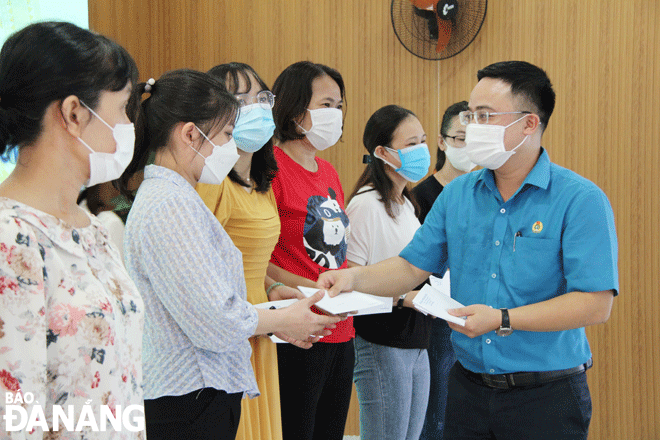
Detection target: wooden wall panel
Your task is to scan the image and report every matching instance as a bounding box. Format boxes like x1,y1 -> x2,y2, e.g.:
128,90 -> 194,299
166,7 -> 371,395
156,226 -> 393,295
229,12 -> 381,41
89,1 -> 659,438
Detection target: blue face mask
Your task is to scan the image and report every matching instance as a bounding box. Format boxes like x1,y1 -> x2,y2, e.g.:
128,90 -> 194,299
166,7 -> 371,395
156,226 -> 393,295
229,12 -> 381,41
378,143 -> 431,182
232,104 -> 276,153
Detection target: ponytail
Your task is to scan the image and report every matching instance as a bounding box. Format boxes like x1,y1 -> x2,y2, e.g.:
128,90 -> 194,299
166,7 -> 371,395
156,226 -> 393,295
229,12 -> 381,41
115,69 -> 239,200
115,81 -> 151,200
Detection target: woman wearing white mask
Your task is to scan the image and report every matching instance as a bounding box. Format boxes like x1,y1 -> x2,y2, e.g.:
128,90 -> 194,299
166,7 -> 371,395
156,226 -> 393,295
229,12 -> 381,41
118,69 -> 339,440
196,62 -> 301,440
347,105 -> 433,440
268,61 -> 353,440
0,22 -> 145,438
412,101 -> 472,440
413,101 -> 472,223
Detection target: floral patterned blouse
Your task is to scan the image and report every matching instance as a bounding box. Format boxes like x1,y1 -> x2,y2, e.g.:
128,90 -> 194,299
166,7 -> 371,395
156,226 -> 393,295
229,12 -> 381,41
0,198 -> 145,439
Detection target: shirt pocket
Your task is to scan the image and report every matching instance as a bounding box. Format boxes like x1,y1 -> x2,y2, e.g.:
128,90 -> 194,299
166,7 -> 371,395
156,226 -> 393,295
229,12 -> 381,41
511,236 -> 563,301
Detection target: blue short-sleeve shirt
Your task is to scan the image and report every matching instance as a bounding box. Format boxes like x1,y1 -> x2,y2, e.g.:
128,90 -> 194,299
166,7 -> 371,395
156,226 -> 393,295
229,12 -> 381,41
400,149 -> 618,374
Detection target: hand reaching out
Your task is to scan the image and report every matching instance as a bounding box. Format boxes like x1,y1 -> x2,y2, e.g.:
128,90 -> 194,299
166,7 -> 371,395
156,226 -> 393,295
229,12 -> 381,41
316,268 -> 355,297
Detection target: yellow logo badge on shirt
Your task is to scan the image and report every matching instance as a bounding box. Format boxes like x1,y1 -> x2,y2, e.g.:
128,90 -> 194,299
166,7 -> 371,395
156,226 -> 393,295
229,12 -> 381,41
532,221 -> 543,233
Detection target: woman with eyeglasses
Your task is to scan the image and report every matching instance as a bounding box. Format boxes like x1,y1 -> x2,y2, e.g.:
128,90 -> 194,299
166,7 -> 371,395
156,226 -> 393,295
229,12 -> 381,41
118,69 -> 339,440
196,62 -> 302,440
413,101 -> 472,224
347,105 -> 433,440
268,61 -> 353,440
411,100 -> 471,440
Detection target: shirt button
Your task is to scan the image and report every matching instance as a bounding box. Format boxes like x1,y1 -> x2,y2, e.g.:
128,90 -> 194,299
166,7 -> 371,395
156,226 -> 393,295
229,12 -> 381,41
491,273 -> 497,278
486,339 -> 492,344
490,369 -> 495,373
500,208 -> 506,214
495,240 -> 500,246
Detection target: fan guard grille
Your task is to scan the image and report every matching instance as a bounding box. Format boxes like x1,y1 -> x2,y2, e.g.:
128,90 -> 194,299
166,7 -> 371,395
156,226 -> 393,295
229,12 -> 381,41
391,0 -> 488,60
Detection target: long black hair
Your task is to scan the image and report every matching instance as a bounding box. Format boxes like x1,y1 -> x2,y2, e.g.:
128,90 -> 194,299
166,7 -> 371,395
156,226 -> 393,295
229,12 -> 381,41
207,62 -> 277,193
349,105 -> 420,220
117,69 -> 239,199
0,21 -> 137,154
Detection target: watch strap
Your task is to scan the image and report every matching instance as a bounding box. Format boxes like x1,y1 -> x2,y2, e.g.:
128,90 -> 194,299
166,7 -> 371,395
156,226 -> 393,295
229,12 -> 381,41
500,308 -> 510,329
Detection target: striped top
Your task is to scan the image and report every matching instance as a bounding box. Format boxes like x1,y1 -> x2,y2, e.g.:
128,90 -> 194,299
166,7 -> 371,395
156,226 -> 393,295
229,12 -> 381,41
124,165 -> 259,399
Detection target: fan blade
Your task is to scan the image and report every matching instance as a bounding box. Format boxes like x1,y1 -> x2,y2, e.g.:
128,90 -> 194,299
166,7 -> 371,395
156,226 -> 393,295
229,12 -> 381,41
411,0 -> 435,9
435,17 -> 452,52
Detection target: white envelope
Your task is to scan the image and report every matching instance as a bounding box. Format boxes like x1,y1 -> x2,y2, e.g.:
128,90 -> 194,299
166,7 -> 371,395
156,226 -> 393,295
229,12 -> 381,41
429,269 -> 451,297
297,286 -> 388,316
353,294 -> 393,316
412,284 -> 467,326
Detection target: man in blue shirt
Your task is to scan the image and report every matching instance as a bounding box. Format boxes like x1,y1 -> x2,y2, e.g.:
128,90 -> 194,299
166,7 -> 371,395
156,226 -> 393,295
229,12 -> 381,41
318,61 -> 618,439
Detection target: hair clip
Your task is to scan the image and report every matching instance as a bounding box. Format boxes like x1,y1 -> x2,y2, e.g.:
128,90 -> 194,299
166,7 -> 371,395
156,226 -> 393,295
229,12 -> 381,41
362,154 -> 372,164
144,78 -> 155,93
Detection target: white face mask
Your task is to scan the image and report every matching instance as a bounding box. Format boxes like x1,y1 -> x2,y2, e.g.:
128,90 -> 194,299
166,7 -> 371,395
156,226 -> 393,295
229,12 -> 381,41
298,107 -> 343,151
443,140 -> 476,172
77,102 -> 135,187
464,115 -> 529,170
190,127 -> 240,185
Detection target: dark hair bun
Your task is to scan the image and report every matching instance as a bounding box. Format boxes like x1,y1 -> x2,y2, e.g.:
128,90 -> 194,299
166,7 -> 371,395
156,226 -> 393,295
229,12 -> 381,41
0,103 -> 15,156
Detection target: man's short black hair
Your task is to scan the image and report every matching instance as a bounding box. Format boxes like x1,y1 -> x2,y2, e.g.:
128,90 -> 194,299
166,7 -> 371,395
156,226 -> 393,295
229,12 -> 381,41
477,61 -> 555,130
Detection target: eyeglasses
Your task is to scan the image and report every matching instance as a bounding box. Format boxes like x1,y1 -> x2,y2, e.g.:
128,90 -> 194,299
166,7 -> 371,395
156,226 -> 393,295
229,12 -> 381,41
235,91 -> 275,114
443,135 -> 466,147
459,110 -> 530,126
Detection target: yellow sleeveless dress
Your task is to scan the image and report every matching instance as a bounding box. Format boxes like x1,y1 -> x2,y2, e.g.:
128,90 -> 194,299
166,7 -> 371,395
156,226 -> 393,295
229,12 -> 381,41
197,178 -> 283,440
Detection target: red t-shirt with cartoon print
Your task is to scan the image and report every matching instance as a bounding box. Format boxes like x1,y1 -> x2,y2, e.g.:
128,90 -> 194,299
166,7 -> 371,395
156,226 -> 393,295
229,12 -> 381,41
270,146 -> 354,343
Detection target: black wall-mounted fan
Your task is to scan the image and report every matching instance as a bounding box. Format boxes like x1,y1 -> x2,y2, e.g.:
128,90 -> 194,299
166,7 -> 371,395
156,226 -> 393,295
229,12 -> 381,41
391,0 -> 487,60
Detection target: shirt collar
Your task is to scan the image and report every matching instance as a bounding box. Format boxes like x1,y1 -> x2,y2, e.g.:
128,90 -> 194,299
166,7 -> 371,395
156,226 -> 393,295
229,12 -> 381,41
476,147 -> 551,194
144,164 -> 195,190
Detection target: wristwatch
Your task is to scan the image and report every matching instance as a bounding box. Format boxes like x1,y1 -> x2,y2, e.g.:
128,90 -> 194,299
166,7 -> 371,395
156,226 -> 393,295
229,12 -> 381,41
495,308 -> 513,337
397,294 -> 407,310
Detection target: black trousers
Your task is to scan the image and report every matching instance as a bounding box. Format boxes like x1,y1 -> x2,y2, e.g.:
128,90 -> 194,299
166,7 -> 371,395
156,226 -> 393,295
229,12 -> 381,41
145,388 -> 242,440
277,339 -> 355,440
444,362 -> 592,440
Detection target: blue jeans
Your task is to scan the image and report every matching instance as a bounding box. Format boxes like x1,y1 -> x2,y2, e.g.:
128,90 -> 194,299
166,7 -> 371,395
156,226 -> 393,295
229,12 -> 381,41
444,362 -> 592,440
419,318 -> 456,440
353,335 -> 430,440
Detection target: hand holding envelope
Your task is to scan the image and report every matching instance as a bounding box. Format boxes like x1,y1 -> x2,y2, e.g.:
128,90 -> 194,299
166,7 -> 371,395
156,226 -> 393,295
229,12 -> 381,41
297,286 -> 392,316
412,284 -> 467,326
